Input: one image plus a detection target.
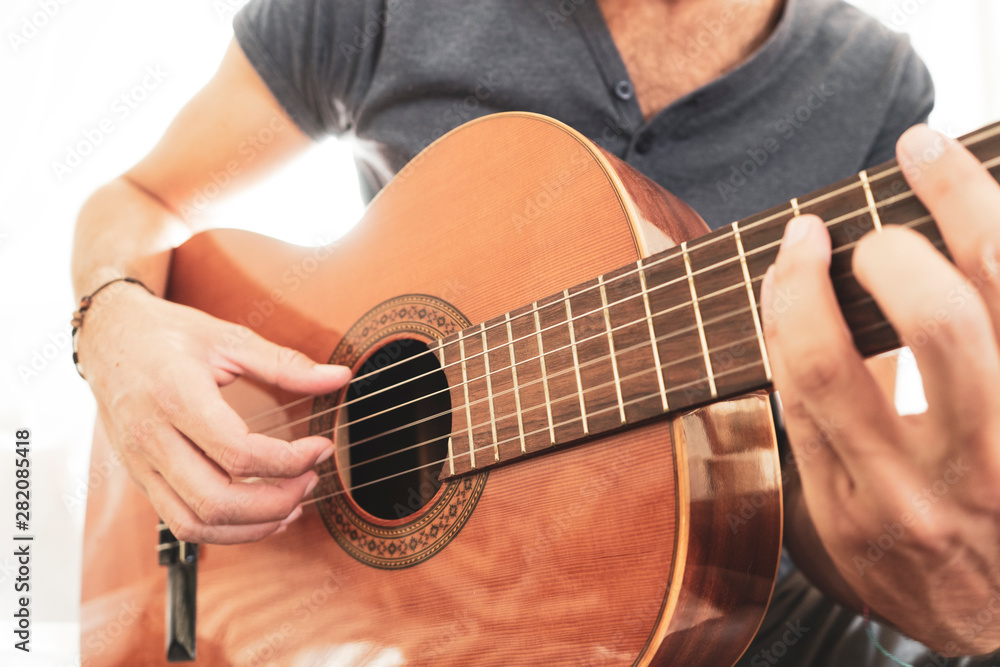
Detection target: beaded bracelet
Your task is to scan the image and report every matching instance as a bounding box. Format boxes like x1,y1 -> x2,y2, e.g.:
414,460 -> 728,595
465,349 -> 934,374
71,277 -> 154,379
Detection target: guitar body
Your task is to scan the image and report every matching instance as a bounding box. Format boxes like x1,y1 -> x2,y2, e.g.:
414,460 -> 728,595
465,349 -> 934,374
81,113 -> 782,666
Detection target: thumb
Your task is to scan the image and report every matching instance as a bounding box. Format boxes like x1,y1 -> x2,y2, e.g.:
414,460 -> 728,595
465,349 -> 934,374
220,328 -> 352,394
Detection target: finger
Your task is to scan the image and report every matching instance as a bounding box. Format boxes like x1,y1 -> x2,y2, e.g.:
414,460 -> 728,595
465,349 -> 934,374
763,281 -> 843,490
218,328 -> 352,395
763,215 -> 899,470
143,469 -> 303,545
898,124 -> 1000,330
854,225 -> 1000,438
163,369 -> 335,478
763,268 -> 852,531
147,422 -> 319,525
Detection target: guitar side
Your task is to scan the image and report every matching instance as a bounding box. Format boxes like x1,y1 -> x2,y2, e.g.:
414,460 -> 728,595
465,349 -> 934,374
81,112 -> 781,666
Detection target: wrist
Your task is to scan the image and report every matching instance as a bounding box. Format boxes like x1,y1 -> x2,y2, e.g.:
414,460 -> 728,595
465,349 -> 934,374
72,277 -> 157,379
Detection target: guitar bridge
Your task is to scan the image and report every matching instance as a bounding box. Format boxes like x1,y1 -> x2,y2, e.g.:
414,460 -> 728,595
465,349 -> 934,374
157,522 -> 198,662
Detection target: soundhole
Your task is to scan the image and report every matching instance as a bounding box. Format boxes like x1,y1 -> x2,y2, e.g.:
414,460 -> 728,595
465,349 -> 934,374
343,339 -> 451,521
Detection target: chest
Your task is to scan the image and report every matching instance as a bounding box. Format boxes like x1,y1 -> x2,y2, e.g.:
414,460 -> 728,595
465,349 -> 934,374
596,0 -> 780,120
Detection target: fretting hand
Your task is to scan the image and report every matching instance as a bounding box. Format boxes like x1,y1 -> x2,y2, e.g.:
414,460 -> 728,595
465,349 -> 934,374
763,124 -> 1000,655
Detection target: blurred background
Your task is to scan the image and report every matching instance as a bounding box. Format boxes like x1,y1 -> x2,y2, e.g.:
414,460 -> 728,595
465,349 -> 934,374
0,0 -> 997,664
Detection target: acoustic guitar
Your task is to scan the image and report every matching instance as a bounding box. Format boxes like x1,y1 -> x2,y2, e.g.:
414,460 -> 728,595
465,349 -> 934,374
80,112 -> 1000,666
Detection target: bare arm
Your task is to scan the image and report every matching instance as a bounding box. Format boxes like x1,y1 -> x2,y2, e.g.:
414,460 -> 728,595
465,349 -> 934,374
72,39 -> 350,544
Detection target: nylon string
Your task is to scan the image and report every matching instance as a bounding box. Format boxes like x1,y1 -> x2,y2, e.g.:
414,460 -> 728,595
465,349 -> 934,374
244,128 -> 1000,427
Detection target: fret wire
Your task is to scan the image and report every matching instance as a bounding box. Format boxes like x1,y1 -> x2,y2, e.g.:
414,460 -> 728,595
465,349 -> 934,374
253,132 -> 1000,426
858,170 -> 883,233
431,342 -> 456,476
790,197 -> 801,217
564,289 -> 590,436
505,312 -> 527,455
455,356 -> 767,471
327,329 -> 770,476
732,222 -> 772,382
299,355 -> 774,508
533,302 -> 557,446
310,217 -> 943,455
266,146 -> 1000,438
458,330 -> 476,470
682,241 -> 718,398
314,232 -> 940,466
598,275 -> 627,424
481,323 -> 500,462
638,259 -> 669,412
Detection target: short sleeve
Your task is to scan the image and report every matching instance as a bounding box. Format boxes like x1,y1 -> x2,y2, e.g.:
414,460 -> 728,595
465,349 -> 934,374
233,0 -> 378,139
862,37 -> 935,168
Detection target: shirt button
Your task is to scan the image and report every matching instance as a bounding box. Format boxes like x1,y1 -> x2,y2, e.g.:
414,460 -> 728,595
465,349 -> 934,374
613,80 -> 634,101
634,132 -> 654,154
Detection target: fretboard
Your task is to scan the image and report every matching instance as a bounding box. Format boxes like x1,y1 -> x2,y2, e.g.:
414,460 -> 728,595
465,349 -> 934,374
436,121 -> 1000,479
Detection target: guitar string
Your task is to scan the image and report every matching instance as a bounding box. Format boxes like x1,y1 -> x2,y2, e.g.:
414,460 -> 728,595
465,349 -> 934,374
293,171 -> 955,489
299,235 -> 937,468
158,355 -> 775,548
301,250 -> 928,480
314,330 -> 765,476
156,141 -> 1000,546
261,212 -> 939,446
297,325 -> 903,509
304,358 -> 774,504
245,171 -> 895,426
157,316 -> 896,549
254,185 -> 939,436
158,127 -> 1000,545
244,129 -> 1000,427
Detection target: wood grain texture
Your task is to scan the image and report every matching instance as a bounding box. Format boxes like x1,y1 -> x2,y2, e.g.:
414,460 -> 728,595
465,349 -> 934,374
81,112 -> 781,666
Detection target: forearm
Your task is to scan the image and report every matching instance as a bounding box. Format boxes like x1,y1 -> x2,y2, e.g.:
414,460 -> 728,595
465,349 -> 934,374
71,176 -> 191,299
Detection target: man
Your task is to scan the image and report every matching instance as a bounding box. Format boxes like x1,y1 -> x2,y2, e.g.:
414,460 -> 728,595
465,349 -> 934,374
71,0 -> 1000,663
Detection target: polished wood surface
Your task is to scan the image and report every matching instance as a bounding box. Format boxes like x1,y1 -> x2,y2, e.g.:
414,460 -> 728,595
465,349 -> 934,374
81,113 -> 782,665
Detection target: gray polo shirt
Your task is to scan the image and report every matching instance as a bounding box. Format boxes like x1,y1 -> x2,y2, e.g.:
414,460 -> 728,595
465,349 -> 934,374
234,0 -> 933,230
232,1 -> 995,665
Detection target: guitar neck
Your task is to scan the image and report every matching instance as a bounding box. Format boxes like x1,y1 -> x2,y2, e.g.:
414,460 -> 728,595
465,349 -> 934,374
435,121 -> 1000,477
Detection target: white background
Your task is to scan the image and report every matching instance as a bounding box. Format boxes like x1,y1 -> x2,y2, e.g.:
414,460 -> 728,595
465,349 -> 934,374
0,0 -> 997,665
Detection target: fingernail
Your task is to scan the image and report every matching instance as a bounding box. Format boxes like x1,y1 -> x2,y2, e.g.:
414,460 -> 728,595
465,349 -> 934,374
316,447 -> 335,465
782,216 -> 810,247
314,364 -> 352,380
980,243 -> 1000,282
281,506 -> 303,527
303,474 -> 319,498
760,265 -> 776,314
274,525 -> 288,535
899,124 -> 951,164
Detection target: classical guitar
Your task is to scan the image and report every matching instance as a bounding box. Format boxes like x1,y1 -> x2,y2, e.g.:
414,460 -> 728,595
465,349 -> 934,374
80,112 -> 1000,666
